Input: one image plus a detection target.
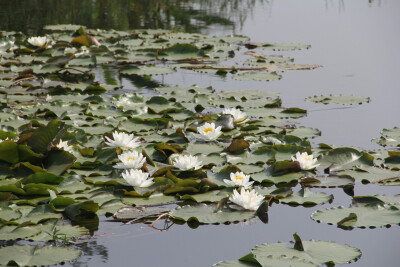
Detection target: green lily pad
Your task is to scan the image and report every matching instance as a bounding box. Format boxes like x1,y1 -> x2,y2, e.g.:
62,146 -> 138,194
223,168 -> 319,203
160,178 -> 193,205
186,142 -> 225,156
0,245 -> 81,266
305,94 -> 370,105
113,205 -> 172,221
180,189 -> 233,203
250,238 -> 360,266
0,225 -> 42,240
299,175 -> 355,188
312,203 -> 400,229
372,127 -> 400,147
318,147 -> 374,172
15,204 -> 63,225
247,43 -> 311,51
340,166 -> 400,184
251,169 -> 303,185
215,233 -> 361,267
286,127 -> 321,139
279,188 -> 333,206
0,205 -> 22,221
233,72 -> 282,81
122,193 -> 178,206
169,204 -> 255,224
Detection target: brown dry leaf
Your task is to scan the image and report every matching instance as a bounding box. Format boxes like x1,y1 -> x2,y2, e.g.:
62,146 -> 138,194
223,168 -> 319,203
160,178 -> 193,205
71,35 -> 100,47
245,51 -> 269,58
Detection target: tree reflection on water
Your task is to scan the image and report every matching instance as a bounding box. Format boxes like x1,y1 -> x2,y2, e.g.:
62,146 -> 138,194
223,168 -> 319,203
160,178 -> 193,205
0,0 -> 263,35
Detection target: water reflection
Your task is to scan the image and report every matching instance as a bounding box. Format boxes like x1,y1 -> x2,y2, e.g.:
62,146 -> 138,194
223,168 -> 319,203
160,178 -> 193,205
74,240 -> 109,265
0,0 -> 264,36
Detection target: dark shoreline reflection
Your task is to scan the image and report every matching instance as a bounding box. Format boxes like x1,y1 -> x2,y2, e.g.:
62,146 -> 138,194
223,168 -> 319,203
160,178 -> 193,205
0,0 -> 263,36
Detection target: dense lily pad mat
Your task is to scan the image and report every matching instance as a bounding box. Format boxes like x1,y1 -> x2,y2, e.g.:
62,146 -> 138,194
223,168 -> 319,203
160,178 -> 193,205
0,25 -> 397,266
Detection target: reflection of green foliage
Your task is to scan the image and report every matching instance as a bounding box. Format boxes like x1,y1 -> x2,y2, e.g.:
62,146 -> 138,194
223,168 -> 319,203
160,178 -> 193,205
0,0 -> 264,35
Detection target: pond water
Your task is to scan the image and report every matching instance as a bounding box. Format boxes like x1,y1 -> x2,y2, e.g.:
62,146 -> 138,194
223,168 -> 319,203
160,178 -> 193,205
1,0 -> 399,266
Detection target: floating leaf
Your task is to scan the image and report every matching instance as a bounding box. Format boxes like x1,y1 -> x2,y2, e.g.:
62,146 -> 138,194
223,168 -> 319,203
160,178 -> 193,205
180,189 -> 233,203
319,147 -> 374,172
312,203 -> 400,229
27,120 -> 68,154
233,72 -> 282,81
215,233 -> 361,267
245,43 -> 311,51
340,166 -> 400,184
169,204 -> 255,224
300,175 -> 355,188
372,127 -> 400,147
113,205 -> 172,221
305,94 -> 370,105
0,245 -> 81,266
251,238 -> 360,266
0,205 -> 22,221
279,188 -> 333,206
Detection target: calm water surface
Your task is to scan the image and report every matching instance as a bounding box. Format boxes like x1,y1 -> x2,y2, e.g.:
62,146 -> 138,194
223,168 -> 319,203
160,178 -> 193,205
2,0 -> 399,266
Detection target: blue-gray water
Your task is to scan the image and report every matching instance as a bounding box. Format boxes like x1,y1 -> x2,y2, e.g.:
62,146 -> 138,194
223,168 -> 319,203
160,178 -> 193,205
2,0 -> 399,266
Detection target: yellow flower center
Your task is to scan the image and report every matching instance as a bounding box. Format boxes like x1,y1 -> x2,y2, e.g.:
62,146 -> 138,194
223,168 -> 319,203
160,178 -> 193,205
203,127 -> 213,134
127,156 -> 135,161
235,176 -> 243,180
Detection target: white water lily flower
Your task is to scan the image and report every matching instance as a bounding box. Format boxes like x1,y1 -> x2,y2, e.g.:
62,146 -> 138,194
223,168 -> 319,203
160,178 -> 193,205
0,137 -> 11,143
114,150 -> 146,169
173,154 -> 203,171
229,189 -> 264,211
222,108 -> 248,124
291,152 -> 320,170
56,139 -> 74,153
122,169 -> 153,187
224,171 -> 254,189
195,122 -> 222,141
27,36 -> 47,47
105,131 -> 140,150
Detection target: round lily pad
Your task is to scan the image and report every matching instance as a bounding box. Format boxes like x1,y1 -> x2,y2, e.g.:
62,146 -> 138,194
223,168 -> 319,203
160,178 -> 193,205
0,245 -> 81,266
305,94 -> 370,105
279,188 -> 333,207
299,175 -> 355,188
169,204 -> 255,224
311,204 -> 400,229
233,72 -> 282,81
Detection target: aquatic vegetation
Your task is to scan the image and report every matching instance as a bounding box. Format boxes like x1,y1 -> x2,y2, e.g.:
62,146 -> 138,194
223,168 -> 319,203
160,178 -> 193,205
223,171 -> 254,189
27,36 -> 47,47
222,108 -> 248,124
214,233 -> 362,266
0,25 -> 396,266
105,131 -> 141,150
195,122 -> 223,141
291,152 -> 320,170
229,188 -> 265,211
173,154 -> 203,171
121,169 -> 153,188
56,139 -> 74,153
